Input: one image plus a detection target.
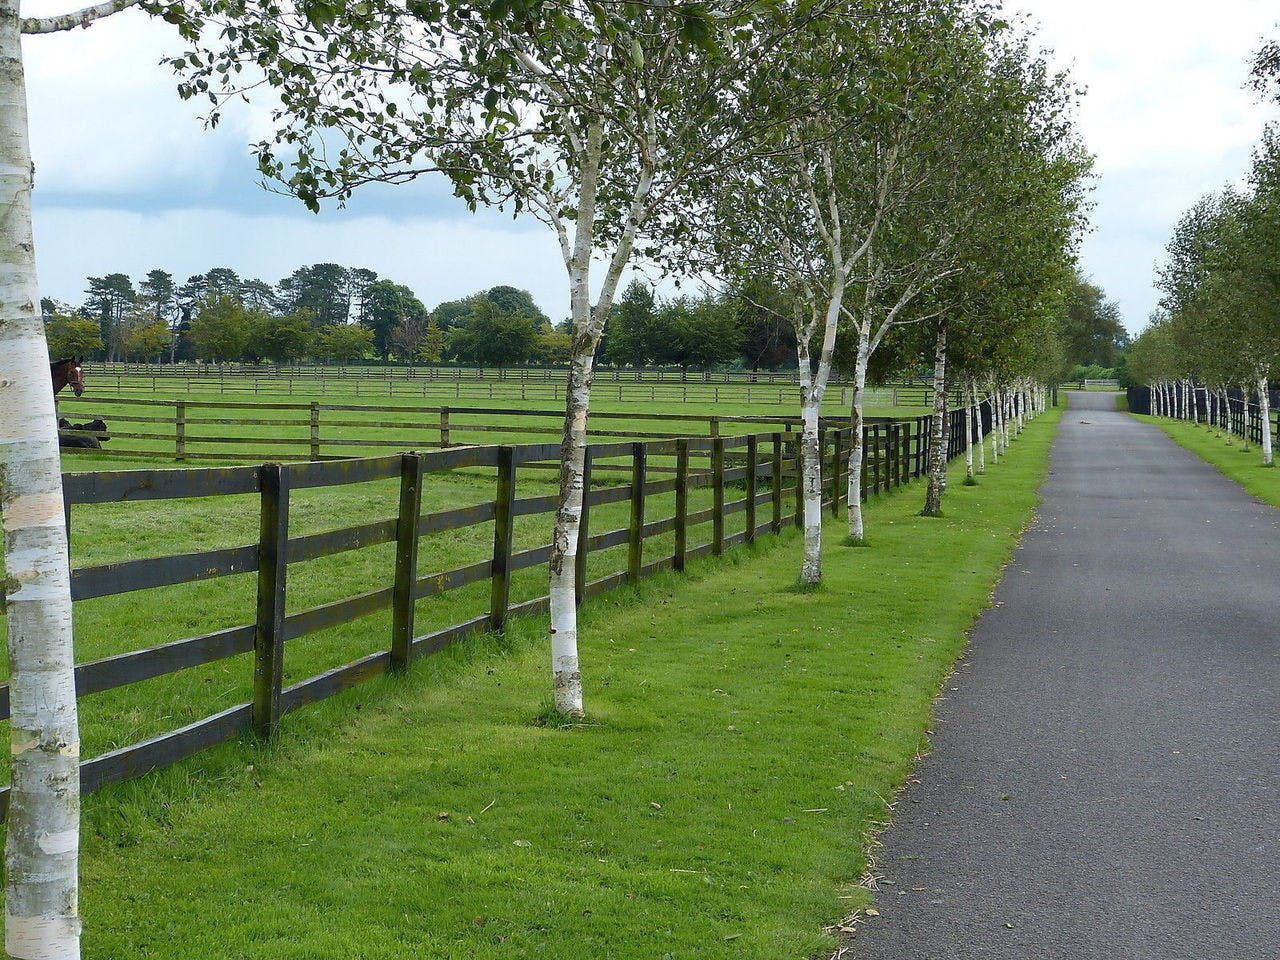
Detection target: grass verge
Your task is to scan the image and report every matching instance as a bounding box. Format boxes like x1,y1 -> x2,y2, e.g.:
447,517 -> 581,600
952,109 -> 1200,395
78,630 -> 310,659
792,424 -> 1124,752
1138,415 -> 1280,505
62,409 -> 1060,959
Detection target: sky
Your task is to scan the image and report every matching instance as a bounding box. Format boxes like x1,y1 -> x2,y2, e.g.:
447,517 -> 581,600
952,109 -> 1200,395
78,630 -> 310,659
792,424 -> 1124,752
21,1 -> 1280,334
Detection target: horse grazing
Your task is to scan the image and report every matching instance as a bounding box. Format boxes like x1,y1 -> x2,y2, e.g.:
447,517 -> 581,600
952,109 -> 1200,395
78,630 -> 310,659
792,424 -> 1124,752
51,357 -> 85,397
58,417 -> 109,450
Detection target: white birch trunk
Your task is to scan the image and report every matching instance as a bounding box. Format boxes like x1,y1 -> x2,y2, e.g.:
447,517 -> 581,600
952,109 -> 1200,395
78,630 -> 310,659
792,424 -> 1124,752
1241,383 -> 1252,451
989,382 -> 1001,464
797,281 -> 844,584
974,380 -> 986,475
963,379 -> 974,483
923,324 -> 948,515
1258,373 -> 1272,466
1001,389 -> 1011,449
845,336 -> 869,541
548,347 -> 590,716
1,9 -> 83,955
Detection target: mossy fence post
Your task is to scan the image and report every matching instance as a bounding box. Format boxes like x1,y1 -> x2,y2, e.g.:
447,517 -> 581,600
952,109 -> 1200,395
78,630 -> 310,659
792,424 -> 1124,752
253,462 -> 289,738
628,442 -> 647,583
391,452 -> 424,669
490,446 -> 516,631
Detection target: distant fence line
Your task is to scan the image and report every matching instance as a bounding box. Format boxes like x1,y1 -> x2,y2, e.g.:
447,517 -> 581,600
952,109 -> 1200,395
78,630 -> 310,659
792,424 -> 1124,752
1127,385 -> 1278,446
81,362 -> 934,408
2,402 -> 986,818
56,395 -> 932,464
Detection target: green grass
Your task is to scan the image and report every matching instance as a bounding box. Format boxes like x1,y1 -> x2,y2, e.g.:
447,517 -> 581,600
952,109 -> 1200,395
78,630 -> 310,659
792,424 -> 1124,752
52,408 -> 1062,959
1138,415 -> 1280,504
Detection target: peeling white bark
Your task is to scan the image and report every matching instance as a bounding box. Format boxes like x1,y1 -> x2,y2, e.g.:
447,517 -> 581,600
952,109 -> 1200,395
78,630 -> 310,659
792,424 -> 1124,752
1258,373 -> 1272,466
845,341 -> 869,541
1240,383 -> 1252,451
923,324 -> 947,515
1,8 -> 82,956
973,380 -> 986,475
963,379 -> 974,483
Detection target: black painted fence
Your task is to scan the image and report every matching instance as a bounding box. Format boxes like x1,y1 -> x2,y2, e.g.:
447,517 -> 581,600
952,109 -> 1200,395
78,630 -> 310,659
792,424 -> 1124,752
1128,385 -> 1279,447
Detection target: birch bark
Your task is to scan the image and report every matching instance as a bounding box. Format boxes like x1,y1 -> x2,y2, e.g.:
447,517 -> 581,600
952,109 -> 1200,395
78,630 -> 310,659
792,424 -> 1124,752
1258,372 -> 1272,466
962,378 -> 974,484
973,380 -> 986,474
1,7 -> 82,956
845,340 -> 869,541
1241,383 -> 1252,451
922,322 -> 948,516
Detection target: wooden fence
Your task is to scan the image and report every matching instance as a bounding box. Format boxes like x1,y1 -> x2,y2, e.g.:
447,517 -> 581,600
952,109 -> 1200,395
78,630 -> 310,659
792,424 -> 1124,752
0,405 -> 983,818
1128,385 -> 1279,446
81,362 -> 934,408
55,395 -> 920,464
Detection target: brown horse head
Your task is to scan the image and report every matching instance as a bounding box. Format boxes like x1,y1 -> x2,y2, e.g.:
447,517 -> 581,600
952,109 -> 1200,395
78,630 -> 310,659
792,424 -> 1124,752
51,357 -> 85,397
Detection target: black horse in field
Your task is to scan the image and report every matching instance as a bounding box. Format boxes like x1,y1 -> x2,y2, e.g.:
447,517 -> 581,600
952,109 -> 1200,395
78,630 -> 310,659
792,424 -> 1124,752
58,418 -> 110,449
51,357 -> 85,397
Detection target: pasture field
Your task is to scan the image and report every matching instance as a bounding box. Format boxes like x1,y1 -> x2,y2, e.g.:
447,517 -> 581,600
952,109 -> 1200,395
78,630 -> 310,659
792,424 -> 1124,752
55,383 -> 928,464
38,409 -> 1059,959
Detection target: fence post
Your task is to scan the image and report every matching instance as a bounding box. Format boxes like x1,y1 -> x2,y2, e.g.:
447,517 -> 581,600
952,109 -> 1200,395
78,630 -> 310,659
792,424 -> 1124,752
489,446 -> 517,632
745,434 -> 758,543
895,423 -> 904,488
712,436 -> 725,555
574,448 -> 592,605
674,439 -> 689,571
308,402 -> 320,460
793,435 -> 804,527
175,400 -> 186,460
830,429 -> 842,517
391,452 -> 424,669
771,433 -> 783,533
628,442 -> 647,582
440,407 -> 451,448
253,463 -> 289,739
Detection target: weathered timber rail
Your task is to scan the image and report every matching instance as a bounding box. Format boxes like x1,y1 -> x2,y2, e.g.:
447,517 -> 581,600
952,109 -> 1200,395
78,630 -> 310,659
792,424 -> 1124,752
54,395 -> 928,464
0,404 -> 983,817
82,362 -> 935,408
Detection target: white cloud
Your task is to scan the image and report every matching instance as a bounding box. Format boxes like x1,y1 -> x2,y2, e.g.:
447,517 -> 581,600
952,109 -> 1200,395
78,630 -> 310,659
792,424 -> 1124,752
1023,0 -> 1280,331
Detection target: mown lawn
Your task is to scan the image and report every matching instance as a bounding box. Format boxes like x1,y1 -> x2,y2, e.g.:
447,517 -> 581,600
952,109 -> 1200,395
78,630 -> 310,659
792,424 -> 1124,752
1139,414 -> 1280,506
22,409 -> 1058,959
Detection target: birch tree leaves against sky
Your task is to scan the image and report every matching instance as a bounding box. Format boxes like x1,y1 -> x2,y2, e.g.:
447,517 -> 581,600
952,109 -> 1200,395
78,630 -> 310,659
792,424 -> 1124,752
1143,127 -> 1280,465
690,2 -> 1087,564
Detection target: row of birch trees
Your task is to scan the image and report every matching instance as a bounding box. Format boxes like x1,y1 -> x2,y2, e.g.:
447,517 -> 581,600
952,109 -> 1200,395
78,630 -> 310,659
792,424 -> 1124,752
1,1 -> 1087,955
1133,123 -> 1280,467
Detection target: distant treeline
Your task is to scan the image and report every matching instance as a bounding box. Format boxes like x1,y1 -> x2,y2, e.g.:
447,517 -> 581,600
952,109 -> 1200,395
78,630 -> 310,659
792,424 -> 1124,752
41,263 -> 797,371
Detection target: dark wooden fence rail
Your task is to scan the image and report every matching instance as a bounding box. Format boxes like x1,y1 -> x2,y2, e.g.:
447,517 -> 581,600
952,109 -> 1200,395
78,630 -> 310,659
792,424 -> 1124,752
55,395 -> 936,465
0,404 -> 986,818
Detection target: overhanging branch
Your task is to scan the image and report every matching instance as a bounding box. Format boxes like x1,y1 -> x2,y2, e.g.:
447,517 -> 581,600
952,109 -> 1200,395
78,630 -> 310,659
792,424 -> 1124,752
22,0 -> 143,34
